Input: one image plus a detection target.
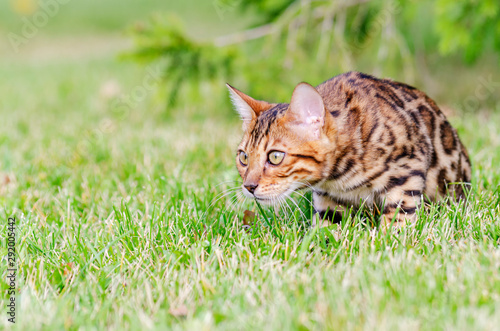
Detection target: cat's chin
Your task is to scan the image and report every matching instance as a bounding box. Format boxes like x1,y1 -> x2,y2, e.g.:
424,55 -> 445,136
241,190 -> 282,205
242,185 -> 301,206
253,197 -> 277,206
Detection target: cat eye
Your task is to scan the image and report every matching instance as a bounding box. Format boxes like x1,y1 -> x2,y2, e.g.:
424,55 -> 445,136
268,151 -> 285,165
238,151 -> 248,166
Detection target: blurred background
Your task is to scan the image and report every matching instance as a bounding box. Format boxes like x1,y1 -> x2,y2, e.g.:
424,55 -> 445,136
1,0 -> 499,210
2,0 -> 500,112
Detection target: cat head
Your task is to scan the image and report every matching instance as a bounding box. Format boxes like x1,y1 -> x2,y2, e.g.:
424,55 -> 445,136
227,82 -> 332,204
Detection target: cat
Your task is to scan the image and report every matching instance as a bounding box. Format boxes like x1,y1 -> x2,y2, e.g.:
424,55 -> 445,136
227,71 -> 471,230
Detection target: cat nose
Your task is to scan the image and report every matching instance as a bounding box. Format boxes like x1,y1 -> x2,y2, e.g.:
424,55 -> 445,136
244,184 -> 258,194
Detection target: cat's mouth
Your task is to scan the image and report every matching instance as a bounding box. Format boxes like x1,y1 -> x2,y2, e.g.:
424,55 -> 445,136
242,188 -> 284,205
242,191 -> 273,203
253,196 -> 280,206
242,183 -> 305,205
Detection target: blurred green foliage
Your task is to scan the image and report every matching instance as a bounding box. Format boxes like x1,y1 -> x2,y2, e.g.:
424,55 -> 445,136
126,0 -> 500,107
0,0 -> 250,38
238,0 -> 294,24
127,15 -> 239,105
434,0 -> 500,63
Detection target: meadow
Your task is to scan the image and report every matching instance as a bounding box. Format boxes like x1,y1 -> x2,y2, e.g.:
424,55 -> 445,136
1,1 -> 500,330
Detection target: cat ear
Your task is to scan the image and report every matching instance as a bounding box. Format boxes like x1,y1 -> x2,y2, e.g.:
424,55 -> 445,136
286,82 -> 325,140
226,84 -> 272,127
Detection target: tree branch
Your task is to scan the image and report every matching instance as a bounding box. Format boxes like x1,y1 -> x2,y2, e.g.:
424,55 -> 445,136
213,0 -> 371,48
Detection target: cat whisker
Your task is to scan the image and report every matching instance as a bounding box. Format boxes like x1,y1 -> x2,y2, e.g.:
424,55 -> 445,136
216,190 -> 246,219
276,195 -> 294,225
279,195 -> 294,222
204,187 -> 242,216
274,196 -> 285,222
210,189 -> 241,208
224,194 -> 242,216
214,180 -> 241,188
283,194 -> 307,221
290,183 -> 313,205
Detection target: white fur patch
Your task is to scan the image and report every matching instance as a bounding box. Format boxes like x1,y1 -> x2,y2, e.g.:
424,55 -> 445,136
227,85 -> 254,124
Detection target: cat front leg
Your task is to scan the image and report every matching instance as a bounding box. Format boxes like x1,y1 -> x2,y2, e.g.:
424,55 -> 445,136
312,191 -> 347,227
377,178 -> 424,231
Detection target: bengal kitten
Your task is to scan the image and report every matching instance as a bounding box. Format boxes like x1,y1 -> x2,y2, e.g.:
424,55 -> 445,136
227,72 -> 471,230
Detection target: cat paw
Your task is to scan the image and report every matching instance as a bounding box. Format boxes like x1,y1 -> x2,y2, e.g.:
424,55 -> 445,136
312,213 -> 334,228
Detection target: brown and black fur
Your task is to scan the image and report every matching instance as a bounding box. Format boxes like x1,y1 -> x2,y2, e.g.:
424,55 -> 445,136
228,71 -> 471,230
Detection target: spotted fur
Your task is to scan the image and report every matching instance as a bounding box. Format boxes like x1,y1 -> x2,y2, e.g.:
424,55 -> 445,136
228,72 -> 471,229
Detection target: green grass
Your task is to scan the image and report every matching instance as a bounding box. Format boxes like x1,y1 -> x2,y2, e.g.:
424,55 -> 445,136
1,4 -> 500,330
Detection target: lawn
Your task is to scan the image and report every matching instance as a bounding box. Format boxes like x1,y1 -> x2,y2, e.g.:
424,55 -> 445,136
1,1 -> 500,330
